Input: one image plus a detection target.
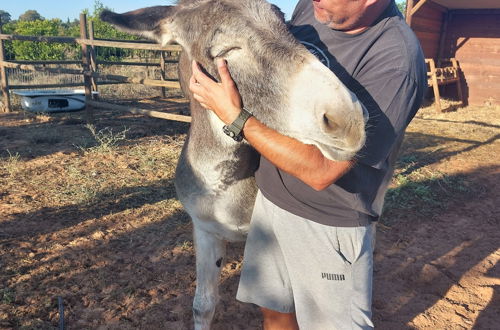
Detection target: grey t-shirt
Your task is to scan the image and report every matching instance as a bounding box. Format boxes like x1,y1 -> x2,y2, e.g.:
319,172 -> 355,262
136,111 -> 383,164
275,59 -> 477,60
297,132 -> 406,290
255,0 -> 427,227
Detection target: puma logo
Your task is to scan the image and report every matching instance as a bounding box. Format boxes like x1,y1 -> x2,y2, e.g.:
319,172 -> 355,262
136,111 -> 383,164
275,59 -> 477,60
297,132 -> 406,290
321,273 -> 345,281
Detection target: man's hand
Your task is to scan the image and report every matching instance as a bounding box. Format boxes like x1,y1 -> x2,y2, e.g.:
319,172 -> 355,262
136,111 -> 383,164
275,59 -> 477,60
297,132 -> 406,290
189,58 -> 242,124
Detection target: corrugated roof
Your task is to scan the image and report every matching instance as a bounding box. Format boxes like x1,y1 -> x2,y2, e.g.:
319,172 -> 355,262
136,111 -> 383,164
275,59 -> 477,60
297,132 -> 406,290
432,0 -> 500,9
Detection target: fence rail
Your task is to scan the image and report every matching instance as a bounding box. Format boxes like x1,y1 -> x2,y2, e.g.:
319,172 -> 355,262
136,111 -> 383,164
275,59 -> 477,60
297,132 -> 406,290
0,34 -> 182,52
0,13 -> 186,123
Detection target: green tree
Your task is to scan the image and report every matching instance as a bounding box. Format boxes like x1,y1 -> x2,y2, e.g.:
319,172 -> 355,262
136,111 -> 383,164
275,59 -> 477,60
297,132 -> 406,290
396,0 -> 407,16
0,10 -> 12,25
1,21 -> 16,60
86,1 -> 141,61
19,10 -> 44,22
11,19 -> 72,60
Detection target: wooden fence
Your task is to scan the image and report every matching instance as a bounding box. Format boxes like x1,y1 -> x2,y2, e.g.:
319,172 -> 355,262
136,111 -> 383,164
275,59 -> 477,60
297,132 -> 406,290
0,13 -> 191,123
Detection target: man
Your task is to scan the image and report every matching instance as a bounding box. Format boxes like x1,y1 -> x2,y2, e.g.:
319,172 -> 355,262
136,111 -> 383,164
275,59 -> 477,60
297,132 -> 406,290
190,0 -> 426,328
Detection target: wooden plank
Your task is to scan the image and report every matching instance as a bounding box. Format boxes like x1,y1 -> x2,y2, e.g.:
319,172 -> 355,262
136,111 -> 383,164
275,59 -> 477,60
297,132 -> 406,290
0,34 -> 183,52
98,60 -> 178,66
0,34 -> 77,43
0,61 -> 83,75
87,100 -> 191,123
437,12 -> 451,65
81,39 -> 182,52
411,24 -> 442,34
452,9 -> 500,15
411,17 -> 443,32
406,0 -> 415,25
160,51 -> 167,98
425,0 -> 447,13
88,20 -> 98,97
80,13 -> 94,123
0,24 -> 11,112
410,0 -> 429,17
454,51 -> 500,66
427,58 -> 443,112
415,31 -> 441,40
86,72 -> 180,88
413,5 -> 444,20
458,63 -> 500,74
9,83 -> 85,89
10,60 -> 82,65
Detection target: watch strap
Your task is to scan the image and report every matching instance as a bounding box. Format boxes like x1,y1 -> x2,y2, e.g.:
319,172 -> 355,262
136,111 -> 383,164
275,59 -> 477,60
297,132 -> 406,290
223,108 -> 253,141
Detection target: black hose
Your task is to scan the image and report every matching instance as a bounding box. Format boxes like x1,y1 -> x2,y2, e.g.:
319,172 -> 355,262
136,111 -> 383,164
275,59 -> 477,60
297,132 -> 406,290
58,296 -> 64,330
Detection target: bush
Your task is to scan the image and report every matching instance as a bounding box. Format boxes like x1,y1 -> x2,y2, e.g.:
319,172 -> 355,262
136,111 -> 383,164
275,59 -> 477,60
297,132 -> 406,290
11,19 -> 78,60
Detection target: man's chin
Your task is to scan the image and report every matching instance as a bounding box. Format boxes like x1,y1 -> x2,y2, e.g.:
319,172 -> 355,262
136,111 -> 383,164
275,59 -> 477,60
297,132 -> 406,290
313,13 -> 347,30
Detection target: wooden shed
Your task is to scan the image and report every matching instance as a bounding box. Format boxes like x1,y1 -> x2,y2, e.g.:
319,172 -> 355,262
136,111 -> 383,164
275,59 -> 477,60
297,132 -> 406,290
406,0 -> 500,108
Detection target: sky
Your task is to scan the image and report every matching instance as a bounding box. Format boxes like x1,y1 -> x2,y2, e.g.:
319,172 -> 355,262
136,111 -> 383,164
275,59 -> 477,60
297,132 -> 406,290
1,0 -> 298,22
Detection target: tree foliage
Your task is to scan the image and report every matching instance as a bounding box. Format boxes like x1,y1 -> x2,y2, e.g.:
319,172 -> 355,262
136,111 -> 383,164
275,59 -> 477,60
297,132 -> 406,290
0,10 -> 12,25
396,1 -> 407,16
3,0 -> 142,61
10,19 -> 77,60
87,0 -> 140,60
19,10 -> 44,22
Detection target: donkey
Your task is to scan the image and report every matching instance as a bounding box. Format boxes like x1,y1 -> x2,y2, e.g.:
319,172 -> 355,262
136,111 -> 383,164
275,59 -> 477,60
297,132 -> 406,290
101,0 -> 367,328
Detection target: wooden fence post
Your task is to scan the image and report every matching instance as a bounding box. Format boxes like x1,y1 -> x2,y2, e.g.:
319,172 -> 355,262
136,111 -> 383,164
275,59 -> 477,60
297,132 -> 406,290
160,51 -> 167,98
88,20 -> 99,99
406,0 -> 415,25
0,20 -> 12,113
80,13 -> 94,123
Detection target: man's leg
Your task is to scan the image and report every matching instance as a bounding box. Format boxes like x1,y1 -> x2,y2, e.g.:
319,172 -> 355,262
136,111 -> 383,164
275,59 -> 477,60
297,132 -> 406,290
261,308 -> 299,330
237,191 -> 374,329
236,191 -> 296,314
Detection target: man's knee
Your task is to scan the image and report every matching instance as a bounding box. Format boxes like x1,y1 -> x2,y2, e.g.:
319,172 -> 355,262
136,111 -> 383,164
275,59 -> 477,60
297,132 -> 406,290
261,307 -> 299,330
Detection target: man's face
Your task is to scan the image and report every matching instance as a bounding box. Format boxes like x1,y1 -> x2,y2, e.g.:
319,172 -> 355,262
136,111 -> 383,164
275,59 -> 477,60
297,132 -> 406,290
312,0 -> 368,31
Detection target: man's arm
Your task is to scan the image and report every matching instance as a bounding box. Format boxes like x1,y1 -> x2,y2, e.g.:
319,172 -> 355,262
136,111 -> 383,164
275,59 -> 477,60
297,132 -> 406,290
189,59 -> 354,191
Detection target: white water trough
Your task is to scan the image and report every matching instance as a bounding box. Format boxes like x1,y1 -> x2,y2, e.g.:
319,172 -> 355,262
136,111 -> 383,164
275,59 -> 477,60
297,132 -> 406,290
13,89 -> 98,113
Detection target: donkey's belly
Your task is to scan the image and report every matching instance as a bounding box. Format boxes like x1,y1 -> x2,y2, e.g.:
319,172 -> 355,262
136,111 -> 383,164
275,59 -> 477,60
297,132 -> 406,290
175,147 -> 258,242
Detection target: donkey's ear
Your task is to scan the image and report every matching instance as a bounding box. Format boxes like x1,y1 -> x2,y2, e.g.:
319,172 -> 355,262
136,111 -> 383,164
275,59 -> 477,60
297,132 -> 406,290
270,5 -> 286,23
100,6 -> 176,44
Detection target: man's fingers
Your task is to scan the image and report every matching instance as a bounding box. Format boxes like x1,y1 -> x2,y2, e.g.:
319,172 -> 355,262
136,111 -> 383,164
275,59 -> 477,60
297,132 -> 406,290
192,93 -> 209,109
189,74 -> 201,92
217,58 -> 235,88
192,60 -> 216,86
192,92 -> 203,103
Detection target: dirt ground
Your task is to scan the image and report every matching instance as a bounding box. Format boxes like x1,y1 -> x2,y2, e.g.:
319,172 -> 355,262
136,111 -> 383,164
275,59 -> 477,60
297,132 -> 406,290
0,99 -> 499,329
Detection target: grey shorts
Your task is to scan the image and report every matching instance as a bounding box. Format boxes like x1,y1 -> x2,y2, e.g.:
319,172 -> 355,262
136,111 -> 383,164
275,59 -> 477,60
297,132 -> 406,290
236,191 -> 375,330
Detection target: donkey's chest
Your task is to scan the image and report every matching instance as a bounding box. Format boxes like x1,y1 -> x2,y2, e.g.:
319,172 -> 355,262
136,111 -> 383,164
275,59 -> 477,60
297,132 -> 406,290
184,141 -> 257,189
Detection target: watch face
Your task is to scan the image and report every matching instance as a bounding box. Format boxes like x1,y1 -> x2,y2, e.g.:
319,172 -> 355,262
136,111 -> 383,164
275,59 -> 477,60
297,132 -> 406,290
223,125 -> 242,141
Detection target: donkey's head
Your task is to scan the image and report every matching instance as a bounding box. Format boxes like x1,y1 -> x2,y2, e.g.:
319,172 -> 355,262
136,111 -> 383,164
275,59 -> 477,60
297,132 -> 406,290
101,0 -> 367,160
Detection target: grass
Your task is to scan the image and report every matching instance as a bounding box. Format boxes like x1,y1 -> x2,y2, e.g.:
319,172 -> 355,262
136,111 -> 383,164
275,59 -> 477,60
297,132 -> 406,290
1,150 -> 21,177
0,288 -> 15,304
179,240 -> 193,251
376,102 -> 499,225
0,96 -> 498,328
78,124 -> 129,154
381,151 -> 474,224
384,171 -> 469,216
28,127 -> 63,145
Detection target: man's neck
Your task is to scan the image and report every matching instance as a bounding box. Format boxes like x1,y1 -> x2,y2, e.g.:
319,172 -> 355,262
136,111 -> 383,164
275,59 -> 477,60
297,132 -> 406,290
344,0 -> 392,34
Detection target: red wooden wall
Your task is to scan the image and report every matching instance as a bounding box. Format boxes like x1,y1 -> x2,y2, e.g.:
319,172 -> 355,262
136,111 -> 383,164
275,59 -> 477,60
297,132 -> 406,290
410,1 -> 446,60
409,2 -> 500,105
443,10 -> 500,105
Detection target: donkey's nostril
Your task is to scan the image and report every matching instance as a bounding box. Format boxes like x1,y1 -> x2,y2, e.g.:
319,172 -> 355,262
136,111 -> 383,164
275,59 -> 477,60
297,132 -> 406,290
323,114 -> 329,125
322,113 -> 339,132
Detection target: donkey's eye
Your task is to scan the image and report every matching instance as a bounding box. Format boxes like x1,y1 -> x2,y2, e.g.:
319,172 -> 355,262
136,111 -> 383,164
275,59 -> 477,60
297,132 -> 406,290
213,46 -> 242,59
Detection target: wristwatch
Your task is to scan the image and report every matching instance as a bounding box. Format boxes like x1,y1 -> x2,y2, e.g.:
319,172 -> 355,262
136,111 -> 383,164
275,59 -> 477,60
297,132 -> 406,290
222,108 -> 253,142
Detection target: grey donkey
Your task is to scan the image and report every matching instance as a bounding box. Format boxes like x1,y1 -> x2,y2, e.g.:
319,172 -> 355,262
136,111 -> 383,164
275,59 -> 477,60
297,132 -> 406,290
101,0 -> 367,328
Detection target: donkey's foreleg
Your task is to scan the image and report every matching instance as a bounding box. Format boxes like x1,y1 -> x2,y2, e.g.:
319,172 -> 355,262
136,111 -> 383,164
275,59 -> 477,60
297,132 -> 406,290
192,224 -> 227,330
